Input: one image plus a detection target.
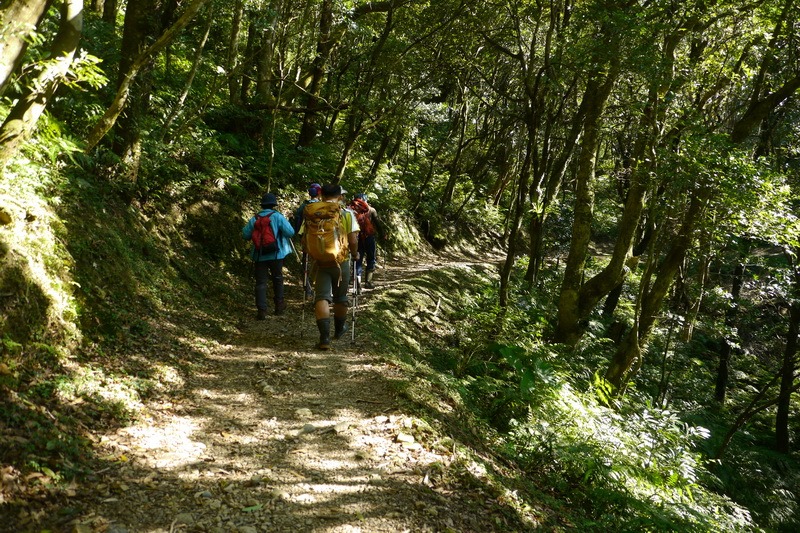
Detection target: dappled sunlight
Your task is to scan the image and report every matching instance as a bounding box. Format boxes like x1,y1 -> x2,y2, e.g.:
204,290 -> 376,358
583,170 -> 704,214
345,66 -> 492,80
114,416 -> 208,471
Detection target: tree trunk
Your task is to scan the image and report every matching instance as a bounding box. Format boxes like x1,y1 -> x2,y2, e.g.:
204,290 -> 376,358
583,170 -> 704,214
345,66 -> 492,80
160,7 -> 213,141
255,8 -> 279,105
715,259 -> 746,403
226,0 -> 245,105
499,134 -> 534,308
524,102 -> 583,285
84,0 -> 210,152
730,0 -> 799,144
605,189 -> 710,387
112,0 -> 182,178
0,0 -> 54,96
776,261 -> 800,453
367,127 -> 393,183
554,64 -> 619,344
102,0 -> 118,25
297,0 -> 333,148
0,0 -> 83,168
440,94 -> 468,209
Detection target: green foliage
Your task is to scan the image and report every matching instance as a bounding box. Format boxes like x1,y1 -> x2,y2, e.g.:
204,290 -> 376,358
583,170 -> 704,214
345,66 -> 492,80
368,261 -> 760,531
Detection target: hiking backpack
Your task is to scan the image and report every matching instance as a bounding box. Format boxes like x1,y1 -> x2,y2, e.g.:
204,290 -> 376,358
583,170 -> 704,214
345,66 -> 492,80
251,211 -> 278,256
302,202 -> 349,265
350,198 -> 375,236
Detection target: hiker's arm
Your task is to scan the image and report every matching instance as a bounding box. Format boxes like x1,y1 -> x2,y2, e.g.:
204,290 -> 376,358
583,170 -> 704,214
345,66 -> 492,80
242,218 -> 255,240
348,231 -> 359,260
279,215 -> 295,239
372,208 -> 386,239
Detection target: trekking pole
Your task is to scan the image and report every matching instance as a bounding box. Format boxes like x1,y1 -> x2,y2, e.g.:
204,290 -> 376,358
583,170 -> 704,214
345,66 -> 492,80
288,238 -> 301,262
351,260 -> 358,342
301,253 -> 307,338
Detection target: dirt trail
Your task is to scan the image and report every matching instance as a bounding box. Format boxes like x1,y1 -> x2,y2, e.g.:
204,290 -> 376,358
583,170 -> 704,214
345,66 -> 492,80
14,256 -> 530,532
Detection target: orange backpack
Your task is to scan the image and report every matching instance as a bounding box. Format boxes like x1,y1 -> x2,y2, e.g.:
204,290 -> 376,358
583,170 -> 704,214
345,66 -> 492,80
350,198 -> 375,236
302,202 -> 349,265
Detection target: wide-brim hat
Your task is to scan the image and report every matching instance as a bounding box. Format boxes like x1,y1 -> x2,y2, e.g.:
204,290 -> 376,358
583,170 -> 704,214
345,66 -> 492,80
260,193 -> 278,207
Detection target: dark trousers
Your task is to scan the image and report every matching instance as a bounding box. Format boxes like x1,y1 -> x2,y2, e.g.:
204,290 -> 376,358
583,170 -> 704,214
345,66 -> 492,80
254,259 -> 284,311
356,235 -> 377,276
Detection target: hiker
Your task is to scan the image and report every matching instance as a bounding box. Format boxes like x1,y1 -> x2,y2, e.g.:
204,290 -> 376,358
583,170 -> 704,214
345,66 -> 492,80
242,193 -> 295,320
349,193 -> 382,290
292,182 -> 322,232
293,183 -> 322,297
300,183 -> 359,350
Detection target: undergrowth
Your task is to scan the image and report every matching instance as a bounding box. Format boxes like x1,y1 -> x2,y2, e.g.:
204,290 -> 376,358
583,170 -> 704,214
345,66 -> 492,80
362,260 -> 764,531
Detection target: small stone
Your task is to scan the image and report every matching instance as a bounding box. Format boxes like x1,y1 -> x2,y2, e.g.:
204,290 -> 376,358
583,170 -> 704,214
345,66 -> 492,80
374,415 -> 389,424
238,527 -> 258,533
295,408 -> 313,418
271,488 -> 290,500
334,421 -> 350,433
299,423 -> 317,434
395,432 -> 415,443
174,513 -> 194,525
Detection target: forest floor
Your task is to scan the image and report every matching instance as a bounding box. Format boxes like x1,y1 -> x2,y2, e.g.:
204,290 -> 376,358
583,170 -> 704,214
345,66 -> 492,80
7,254 -> 544,532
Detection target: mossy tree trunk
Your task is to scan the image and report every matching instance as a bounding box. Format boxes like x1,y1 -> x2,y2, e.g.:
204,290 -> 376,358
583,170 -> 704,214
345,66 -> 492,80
554,63 -> 620,344
0,0 -> 54,96
0,0 -> 82,168
605,189 -> 710,388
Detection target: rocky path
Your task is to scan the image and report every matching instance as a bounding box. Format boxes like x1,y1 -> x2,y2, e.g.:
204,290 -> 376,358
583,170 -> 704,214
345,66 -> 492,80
14,256 -> 531,532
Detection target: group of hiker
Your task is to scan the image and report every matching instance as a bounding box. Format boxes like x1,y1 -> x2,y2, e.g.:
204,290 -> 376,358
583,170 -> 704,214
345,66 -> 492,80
241,183 -> 383,350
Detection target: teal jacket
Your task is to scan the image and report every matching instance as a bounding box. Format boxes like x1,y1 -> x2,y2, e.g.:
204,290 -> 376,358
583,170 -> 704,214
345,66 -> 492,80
242,209 -> 296,261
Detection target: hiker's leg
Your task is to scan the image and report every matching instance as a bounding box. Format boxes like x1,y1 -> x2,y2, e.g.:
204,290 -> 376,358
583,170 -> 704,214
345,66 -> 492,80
356,238 -> 366,277
314,267 -> 334,320
364,236 -> 377,288
332,259 -> 351,339
365,235 -> 377,272
268,259 -> 286,314
313,267 -> 334,349
254,261 -> 269,317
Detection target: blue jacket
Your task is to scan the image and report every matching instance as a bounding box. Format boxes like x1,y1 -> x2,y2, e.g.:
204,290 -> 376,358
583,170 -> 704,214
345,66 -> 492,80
242,209 -> 296,261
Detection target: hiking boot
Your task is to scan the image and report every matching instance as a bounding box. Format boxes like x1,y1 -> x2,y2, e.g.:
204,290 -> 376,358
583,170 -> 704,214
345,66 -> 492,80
274,300 -> 287,315
365,271 -> 375,289
316,318 -> 331,350
333,317 -> 349,340
256,309 -> 267,320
